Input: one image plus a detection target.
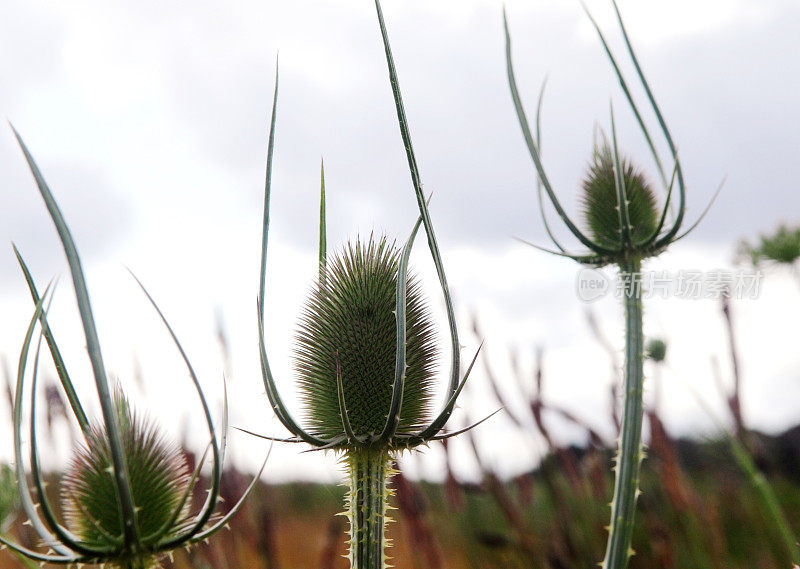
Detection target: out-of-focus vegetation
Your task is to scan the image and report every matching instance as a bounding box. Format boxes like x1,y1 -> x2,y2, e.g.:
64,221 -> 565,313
2,428 -> 798,569
1,282 -> 798,569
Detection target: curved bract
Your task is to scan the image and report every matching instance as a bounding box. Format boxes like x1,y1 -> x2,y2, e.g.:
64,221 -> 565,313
504,3 -> 716,569
501,0 -> 724,268
255,1 -> 490,567
257,0 -> 482,457
2,129 -> 265,568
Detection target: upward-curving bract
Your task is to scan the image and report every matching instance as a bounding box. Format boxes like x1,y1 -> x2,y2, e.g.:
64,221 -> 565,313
255,1 -> 483,456
2,128 -> 266,569
253,1 -> 491,567
504,2 -> 718,569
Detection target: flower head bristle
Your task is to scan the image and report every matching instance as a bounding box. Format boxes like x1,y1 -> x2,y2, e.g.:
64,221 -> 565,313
293,235 -> 438,443
581,141 -> 659,252
61,389 -> 190,565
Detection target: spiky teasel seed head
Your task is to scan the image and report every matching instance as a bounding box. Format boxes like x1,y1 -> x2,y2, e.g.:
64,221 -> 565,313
62,390 -> 190,567
645,338 -> 667,363
581,141 -> 659,253
294,235 -> 437,444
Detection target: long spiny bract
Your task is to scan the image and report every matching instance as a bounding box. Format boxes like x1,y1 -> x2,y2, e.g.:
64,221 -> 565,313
294,235 -> 437,443
255,3 -> 485,568
3,128 -> 265,568
503,2 -> 711,567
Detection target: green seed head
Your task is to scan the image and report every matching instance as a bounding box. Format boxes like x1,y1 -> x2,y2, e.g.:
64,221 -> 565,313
738,223 -> 800,267
581,141 -> 659,251
294,235 -> 438,443
61,390 -> 190,567
646,338 -> 667,363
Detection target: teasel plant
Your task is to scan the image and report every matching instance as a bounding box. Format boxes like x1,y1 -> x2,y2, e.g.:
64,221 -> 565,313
248,1 -> 489,568
0,127 -> 266,568
737,223 -> 800,287
504,2 -> 718,568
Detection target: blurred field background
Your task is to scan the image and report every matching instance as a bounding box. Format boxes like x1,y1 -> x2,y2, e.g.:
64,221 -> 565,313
2,280 -> 799,569
2,420 -> 798,568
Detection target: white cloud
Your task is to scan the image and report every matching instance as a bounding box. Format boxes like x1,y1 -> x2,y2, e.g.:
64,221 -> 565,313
1,0 -> 798,481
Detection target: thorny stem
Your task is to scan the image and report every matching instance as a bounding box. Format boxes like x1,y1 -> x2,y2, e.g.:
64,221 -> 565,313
346,449 -> 392,569
602,257 -> 644,569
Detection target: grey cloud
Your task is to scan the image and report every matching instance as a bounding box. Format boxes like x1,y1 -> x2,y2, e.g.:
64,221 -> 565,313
0,3 -> 63,102
139,1 -> 800,260
0,138 -> 133,291
4,0 -> 798,280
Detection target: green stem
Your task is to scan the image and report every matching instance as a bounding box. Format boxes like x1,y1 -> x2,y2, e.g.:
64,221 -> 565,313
603,257 -> 644,569
346,449 -> 392,569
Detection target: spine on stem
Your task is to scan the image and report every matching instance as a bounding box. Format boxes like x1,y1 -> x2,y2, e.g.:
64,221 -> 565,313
345,449 -> 393,569
602,257 -> 645,569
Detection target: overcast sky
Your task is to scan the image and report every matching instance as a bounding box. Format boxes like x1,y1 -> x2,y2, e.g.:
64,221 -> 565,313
1,0 -> 799,481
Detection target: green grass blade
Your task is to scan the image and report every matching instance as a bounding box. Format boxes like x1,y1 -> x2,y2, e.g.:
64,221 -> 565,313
729,436 -> 799,565
687,384 -> 799,565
